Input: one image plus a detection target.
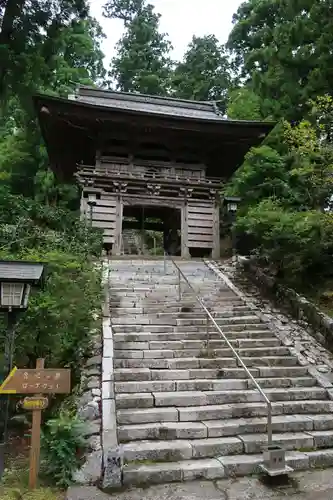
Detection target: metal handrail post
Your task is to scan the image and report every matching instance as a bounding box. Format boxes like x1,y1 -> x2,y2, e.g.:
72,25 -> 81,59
206,315 -> 210,350
267,402 -> 273,446
178,268 -> 181,301
164,251 -> 167,275
169,257 -> 273,448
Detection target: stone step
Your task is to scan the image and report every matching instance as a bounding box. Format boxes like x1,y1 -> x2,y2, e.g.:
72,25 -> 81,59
239,355 -> 297,366
114,357 -> 237,369
114,347 -> 291,360
110,299 -> 245,308
113,339 -> 282,351
113,330 -> 276,342
215,366 -> 310,378
129,305 -> 251,313
116,400 -> 333,424
119,430 -> 333,465
111,309 -> 254,319
111,316 -> 262,326
115,389 -> 326,410
113,356 -> 298,369
111,324 -> 270,333
121,449 -> 333,485
240,430 -> 333,453
114,368 -> 311,386
115,371 -> 316,389
118,414 -> 333,442
120,437 -> 242,464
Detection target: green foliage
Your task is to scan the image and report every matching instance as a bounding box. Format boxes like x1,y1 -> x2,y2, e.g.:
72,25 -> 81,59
0,1 -> 105,105
225,145 -> 291,208
41,411 -> 87,487
227,0 -> 333,121
0,191 -> 103,381
106,0 -> 172,94
227,87 -> 264,121
235,200 -> 333,289
172,35 -> 231,108
227,95 -> 333,291
1,459 -> 62,500
227,112 -> 333,212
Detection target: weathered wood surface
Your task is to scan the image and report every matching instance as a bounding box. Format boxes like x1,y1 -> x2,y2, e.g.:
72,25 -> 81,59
90,220 -> 116,229
212,204 -> 220,259
187,212 -> 214,221
188,241 -> 213,248
122,195 -> 182,209
187,226 -> 213,235
78,163 -> 223,187
187,202 -> 214,249
96,198 -> 117,208
188,233 -> 213,243
181,204 -> 190,258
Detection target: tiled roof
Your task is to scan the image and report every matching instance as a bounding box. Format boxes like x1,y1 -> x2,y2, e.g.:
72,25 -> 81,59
69,85 -> 226,121
0,261 -> 44,282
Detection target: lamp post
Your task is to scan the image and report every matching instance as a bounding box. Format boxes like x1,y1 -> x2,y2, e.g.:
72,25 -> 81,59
87,194 -> 97,227
223,197 -> 241,264
0,260 -> 45,479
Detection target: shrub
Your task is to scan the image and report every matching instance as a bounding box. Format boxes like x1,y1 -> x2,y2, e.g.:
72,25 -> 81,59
234,199 -> 333,289
41,411 -> 88,488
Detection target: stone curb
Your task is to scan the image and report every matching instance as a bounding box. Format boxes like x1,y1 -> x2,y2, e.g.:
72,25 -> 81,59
102,261 -> 122,489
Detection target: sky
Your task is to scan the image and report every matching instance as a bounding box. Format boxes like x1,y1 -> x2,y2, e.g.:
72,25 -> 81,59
89,0 -> 244,64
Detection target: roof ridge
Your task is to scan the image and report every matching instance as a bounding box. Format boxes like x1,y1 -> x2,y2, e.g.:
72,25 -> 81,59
77,85 -> 216,111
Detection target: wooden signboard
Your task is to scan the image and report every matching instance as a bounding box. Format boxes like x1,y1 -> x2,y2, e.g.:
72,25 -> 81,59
0,359 -> 71,489
22,397 -> 49,411
0,367 -> 70,394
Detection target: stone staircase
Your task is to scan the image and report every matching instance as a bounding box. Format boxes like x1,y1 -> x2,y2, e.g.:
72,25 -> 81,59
105,259 -> 333,487
121,229 -> 147,255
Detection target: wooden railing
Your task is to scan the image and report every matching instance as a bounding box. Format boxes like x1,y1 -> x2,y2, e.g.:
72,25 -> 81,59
77,163 -> 224,187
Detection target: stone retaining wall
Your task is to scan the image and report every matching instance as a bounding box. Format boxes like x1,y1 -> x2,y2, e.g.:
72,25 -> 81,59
241,257 -> 333,349
71,262 -> 108,486
72,323 -> 103,485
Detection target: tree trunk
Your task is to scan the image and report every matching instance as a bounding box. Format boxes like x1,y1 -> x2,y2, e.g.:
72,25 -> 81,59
0,0 -> 26,97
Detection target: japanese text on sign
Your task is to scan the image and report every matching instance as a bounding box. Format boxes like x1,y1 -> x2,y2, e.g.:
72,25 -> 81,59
0,367 -> 71,394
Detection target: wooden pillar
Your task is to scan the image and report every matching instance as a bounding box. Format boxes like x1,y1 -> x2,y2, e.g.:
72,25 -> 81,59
113,195 -> 123,255
212,201 -> 220,260
181,202 -> 190,259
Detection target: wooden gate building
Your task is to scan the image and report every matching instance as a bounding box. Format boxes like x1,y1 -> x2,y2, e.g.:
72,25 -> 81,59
34,86 -> 274,258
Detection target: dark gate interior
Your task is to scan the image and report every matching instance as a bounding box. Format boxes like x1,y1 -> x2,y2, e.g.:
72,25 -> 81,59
122,205 -> 181,255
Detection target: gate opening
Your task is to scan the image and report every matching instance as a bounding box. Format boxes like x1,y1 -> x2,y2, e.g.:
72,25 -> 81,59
122,205 -> 181,256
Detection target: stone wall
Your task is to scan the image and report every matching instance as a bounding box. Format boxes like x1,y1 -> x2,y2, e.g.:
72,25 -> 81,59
71,262 -> 108,486
72,323 -> 103,485
241,257 -> 333,350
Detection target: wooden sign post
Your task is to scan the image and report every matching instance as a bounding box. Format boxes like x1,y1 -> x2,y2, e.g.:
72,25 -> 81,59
0,358 -> 71,489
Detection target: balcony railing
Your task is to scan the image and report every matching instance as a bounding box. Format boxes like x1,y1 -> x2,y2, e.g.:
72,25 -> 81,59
77,163 -> 224,188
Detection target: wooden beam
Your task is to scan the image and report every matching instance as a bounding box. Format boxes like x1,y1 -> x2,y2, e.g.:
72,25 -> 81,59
181,202 -> 190,258
212,202 -> 220,259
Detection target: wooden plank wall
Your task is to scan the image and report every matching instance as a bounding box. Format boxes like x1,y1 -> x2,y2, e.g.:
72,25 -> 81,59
80,193 -> 118,245
187,202 -> 214,249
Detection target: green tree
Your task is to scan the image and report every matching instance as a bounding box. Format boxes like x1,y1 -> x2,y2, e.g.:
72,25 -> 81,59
225,144 -> 292,208
227,115 -> 333,212
172,35 -> 231,108
0,5 -> 106,204
235,199 -> 333,288
105,0 -> 173,95
227,0 -> 333,121
0,0 -> 94,102
227,87 -> 264,121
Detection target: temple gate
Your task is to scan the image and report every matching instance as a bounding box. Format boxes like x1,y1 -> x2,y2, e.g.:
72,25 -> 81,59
34,86 -> 274,258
